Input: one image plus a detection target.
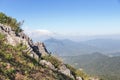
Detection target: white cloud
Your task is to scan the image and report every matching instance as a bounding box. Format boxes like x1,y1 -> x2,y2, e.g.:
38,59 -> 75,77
23,26 -> 56,41
30,30 -> 54,36
22,26 -> 120,42
29,30 -> 55,41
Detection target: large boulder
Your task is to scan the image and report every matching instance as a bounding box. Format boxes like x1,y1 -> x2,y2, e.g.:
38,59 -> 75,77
40,60 -> 55,69
76,77 -> 83,80
0,24 -> 29,46
0,24 -> 47,60
58,64 -> 71,77
34,42 -> 49,56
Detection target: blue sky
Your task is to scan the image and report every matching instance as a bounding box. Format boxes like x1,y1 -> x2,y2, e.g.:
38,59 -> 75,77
0,0 -> 120,40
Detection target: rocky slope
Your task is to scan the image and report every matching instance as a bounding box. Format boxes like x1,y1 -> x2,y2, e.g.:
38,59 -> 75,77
0,22 -> 91,80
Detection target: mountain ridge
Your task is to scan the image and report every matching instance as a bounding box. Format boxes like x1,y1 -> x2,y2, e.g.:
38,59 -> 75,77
44,38 -> 120,56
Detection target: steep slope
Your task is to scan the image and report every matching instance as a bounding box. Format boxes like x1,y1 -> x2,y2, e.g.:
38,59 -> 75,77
0,33 -> 74,80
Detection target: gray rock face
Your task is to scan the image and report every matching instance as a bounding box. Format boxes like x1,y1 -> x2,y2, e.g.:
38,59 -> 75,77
58,64 -> 72,77
0,24 -> 29,46
0,24 -> 49,59
40,60 -> 55,69
89,77 -> 99,80
34,42 -> 49,56
76,77 -> 83,80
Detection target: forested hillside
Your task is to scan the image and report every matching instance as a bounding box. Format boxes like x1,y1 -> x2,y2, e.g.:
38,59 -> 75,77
63,53 -> 120,80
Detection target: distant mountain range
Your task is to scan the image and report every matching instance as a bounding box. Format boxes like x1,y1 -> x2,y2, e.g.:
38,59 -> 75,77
44,38 -> 120,56
44,38 -> 120,80
62,53 -> 120,80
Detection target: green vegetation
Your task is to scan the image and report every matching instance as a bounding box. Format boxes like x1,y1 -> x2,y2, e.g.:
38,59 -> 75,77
0,33 -> 5,45
0,33 -> 74,80
63,53 -> 120,80
42,55 -> 89,80
42,55 -> 62,68
0,12 -> 23,33
65,64 -> 89,80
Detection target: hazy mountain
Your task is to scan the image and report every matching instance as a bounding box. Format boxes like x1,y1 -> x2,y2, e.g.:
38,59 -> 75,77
44,38 -> 101,56
108,52 -> 120,57
62,53 -> 120,80
82,39 -> 120,53
44,38 -> 120,56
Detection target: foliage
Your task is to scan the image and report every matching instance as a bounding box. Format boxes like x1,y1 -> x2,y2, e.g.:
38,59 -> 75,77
42,55 -> 62,68
65,64 -> 89,80
0,12 -> 23,33
0,32 -> 74,80
63,53 -> 120,80
0,34 -> 5,45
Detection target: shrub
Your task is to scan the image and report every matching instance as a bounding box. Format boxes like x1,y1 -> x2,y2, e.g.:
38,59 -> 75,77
65,64 -> 76,76
15,43 -> 27,51
0,12 -> 23,34
0,33 -> 5,45
65,64 -> 89,80
42,55 -> 62,68
0,33 -> 5,39
75,70 -> 89,80
5,53 -> 13,60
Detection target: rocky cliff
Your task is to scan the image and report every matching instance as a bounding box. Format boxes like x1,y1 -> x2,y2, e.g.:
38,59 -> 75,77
0,23 -> 49,58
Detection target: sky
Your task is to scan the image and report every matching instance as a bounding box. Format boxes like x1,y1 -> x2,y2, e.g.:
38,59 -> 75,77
0,0 -> 120,41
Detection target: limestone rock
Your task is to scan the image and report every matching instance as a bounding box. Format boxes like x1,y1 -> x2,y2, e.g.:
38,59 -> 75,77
0,24 -> 48,60
58,64 -> 71,77
34,42 -> 49,56
89,77 -> 100,80
0,24 -> 29,46
40,60 -> 55,69
76,77 -> 83,80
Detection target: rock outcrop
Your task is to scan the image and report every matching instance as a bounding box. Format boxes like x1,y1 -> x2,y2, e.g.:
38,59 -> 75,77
39,59 -> 75,79
0,24 -> 33,47
40,60 -> 55,69
58,64 -> 71,77
0,24 -> 49,59
76,77 -> 83,80
34,42 -> 49,56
